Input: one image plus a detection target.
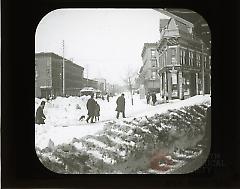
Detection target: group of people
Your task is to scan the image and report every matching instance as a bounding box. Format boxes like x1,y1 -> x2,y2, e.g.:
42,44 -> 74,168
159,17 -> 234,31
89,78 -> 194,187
86,93 -> 126,123
85,94 -> 101,123
35,93 -> 126,125
146,92 -> 157,106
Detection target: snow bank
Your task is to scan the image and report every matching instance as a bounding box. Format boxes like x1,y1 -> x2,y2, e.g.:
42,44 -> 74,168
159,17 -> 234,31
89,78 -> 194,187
36,94 -> 211,174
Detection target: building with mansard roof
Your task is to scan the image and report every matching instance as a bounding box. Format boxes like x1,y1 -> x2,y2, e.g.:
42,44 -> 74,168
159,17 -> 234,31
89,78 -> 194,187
157,17 -> 211,100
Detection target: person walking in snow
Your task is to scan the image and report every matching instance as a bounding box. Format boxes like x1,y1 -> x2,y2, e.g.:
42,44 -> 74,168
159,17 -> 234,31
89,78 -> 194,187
107,94 -> 110,102
86,94 -> 96,123
35,101 -> 46,124
152,92 -> 157,106
94,102 -> 100,122
116,93 -> 126,119
146,92 -> 151,104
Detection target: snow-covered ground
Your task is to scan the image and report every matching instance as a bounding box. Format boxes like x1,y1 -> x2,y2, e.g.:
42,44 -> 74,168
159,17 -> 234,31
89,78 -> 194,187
35,93 -> 211,174
35,93 -> 210,150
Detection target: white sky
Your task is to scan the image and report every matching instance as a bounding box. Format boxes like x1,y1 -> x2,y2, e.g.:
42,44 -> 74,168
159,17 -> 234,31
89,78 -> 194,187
35,9 -> 169,85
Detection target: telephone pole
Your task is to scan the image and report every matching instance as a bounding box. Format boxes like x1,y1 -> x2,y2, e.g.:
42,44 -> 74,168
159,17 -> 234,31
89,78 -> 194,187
86,64 -> 89,87
129,77 -> 134,105
62,40 -> 65,96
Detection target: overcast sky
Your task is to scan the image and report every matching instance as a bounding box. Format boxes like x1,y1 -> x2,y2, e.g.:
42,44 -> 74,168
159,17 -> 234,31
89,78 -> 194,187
35,9 -> 169,85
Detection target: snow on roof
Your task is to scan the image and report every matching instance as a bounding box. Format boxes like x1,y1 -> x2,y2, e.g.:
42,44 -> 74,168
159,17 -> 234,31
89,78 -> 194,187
40,86 -> 52,89
80,87 -> 95,92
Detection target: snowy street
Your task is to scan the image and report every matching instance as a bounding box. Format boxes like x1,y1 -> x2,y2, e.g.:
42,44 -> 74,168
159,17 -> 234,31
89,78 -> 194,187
35,93 -> 167,149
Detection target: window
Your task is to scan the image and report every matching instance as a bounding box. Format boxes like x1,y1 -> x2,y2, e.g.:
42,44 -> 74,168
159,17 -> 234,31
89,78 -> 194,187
164,52 -> 167,66
160,55 -> 163,68
171,48 -> 176,64
152,59 -> 157,67
172,73 -> 177,85
209,56 -> 211,69
152,71 -> 156,79
163,52 -> 165,66
180,49 -> 183,65
180,49 -> 186,65
159,56 -> 162,68
35,63 -> 38,79
183,50 -> 187,65
189,50 -> 193,66
151,49 -> 156,58
196,53 -> 201,67
204,56 -> 207,68
46,68 -> 50,74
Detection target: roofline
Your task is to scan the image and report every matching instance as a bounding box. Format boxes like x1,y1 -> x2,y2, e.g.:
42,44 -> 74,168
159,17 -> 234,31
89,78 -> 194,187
35,52 -> 84,69
154,8 -> 194,28
141,43 -> 158,57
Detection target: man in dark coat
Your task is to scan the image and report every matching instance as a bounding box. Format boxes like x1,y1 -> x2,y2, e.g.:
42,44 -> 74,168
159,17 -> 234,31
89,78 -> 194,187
86,94 -> 96,123
35,101 -> 46,124
146,92 -> 151,104
116,93 -> 126,119
107,94 -> 110,102
151,92 -> 157,106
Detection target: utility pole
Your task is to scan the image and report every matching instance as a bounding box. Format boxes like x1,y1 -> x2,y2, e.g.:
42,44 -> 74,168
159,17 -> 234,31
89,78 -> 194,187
201,40 -> 205,95
86,64 -> 89,87
129,77 -> 133,105
62,40 -> 65,96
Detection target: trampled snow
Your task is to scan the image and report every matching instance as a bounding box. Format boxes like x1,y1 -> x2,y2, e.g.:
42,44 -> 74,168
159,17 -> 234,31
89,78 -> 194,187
35,93 -> 211,150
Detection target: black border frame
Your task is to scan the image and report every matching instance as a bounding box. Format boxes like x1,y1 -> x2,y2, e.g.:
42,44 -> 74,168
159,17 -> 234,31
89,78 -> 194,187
2,0 -> 240,188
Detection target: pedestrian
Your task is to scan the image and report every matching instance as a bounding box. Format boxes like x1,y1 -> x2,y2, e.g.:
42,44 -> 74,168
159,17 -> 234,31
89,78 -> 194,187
107,94 -> 110,102
165,91 -> 169,103
86,94 -> 96,123
146,92 -> 151,104
94,102 -> 100,122
116,93 -> 126,119
35,101 -> 46,124
152,92 -> 157,106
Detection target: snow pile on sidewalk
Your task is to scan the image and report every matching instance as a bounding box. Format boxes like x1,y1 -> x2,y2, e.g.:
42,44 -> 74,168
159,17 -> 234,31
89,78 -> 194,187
35,95 -> 211,174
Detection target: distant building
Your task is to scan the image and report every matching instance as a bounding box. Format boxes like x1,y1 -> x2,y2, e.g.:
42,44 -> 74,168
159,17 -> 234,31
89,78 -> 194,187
94,78 -> 107,93
105,83 -> 123,95
35,52 -> 84,98
157,18 -> 211,100
82,78 -> 98,90
138,43 -> 160,94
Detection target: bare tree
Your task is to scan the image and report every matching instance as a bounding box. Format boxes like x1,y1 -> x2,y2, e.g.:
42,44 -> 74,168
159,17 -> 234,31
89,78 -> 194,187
122,68 -> 138,106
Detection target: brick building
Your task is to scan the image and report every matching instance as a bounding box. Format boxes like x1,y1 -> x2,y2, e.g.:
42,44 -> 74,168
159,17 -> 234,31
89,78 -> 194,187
35,52 -> 84,98
139,43 -> 160,94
